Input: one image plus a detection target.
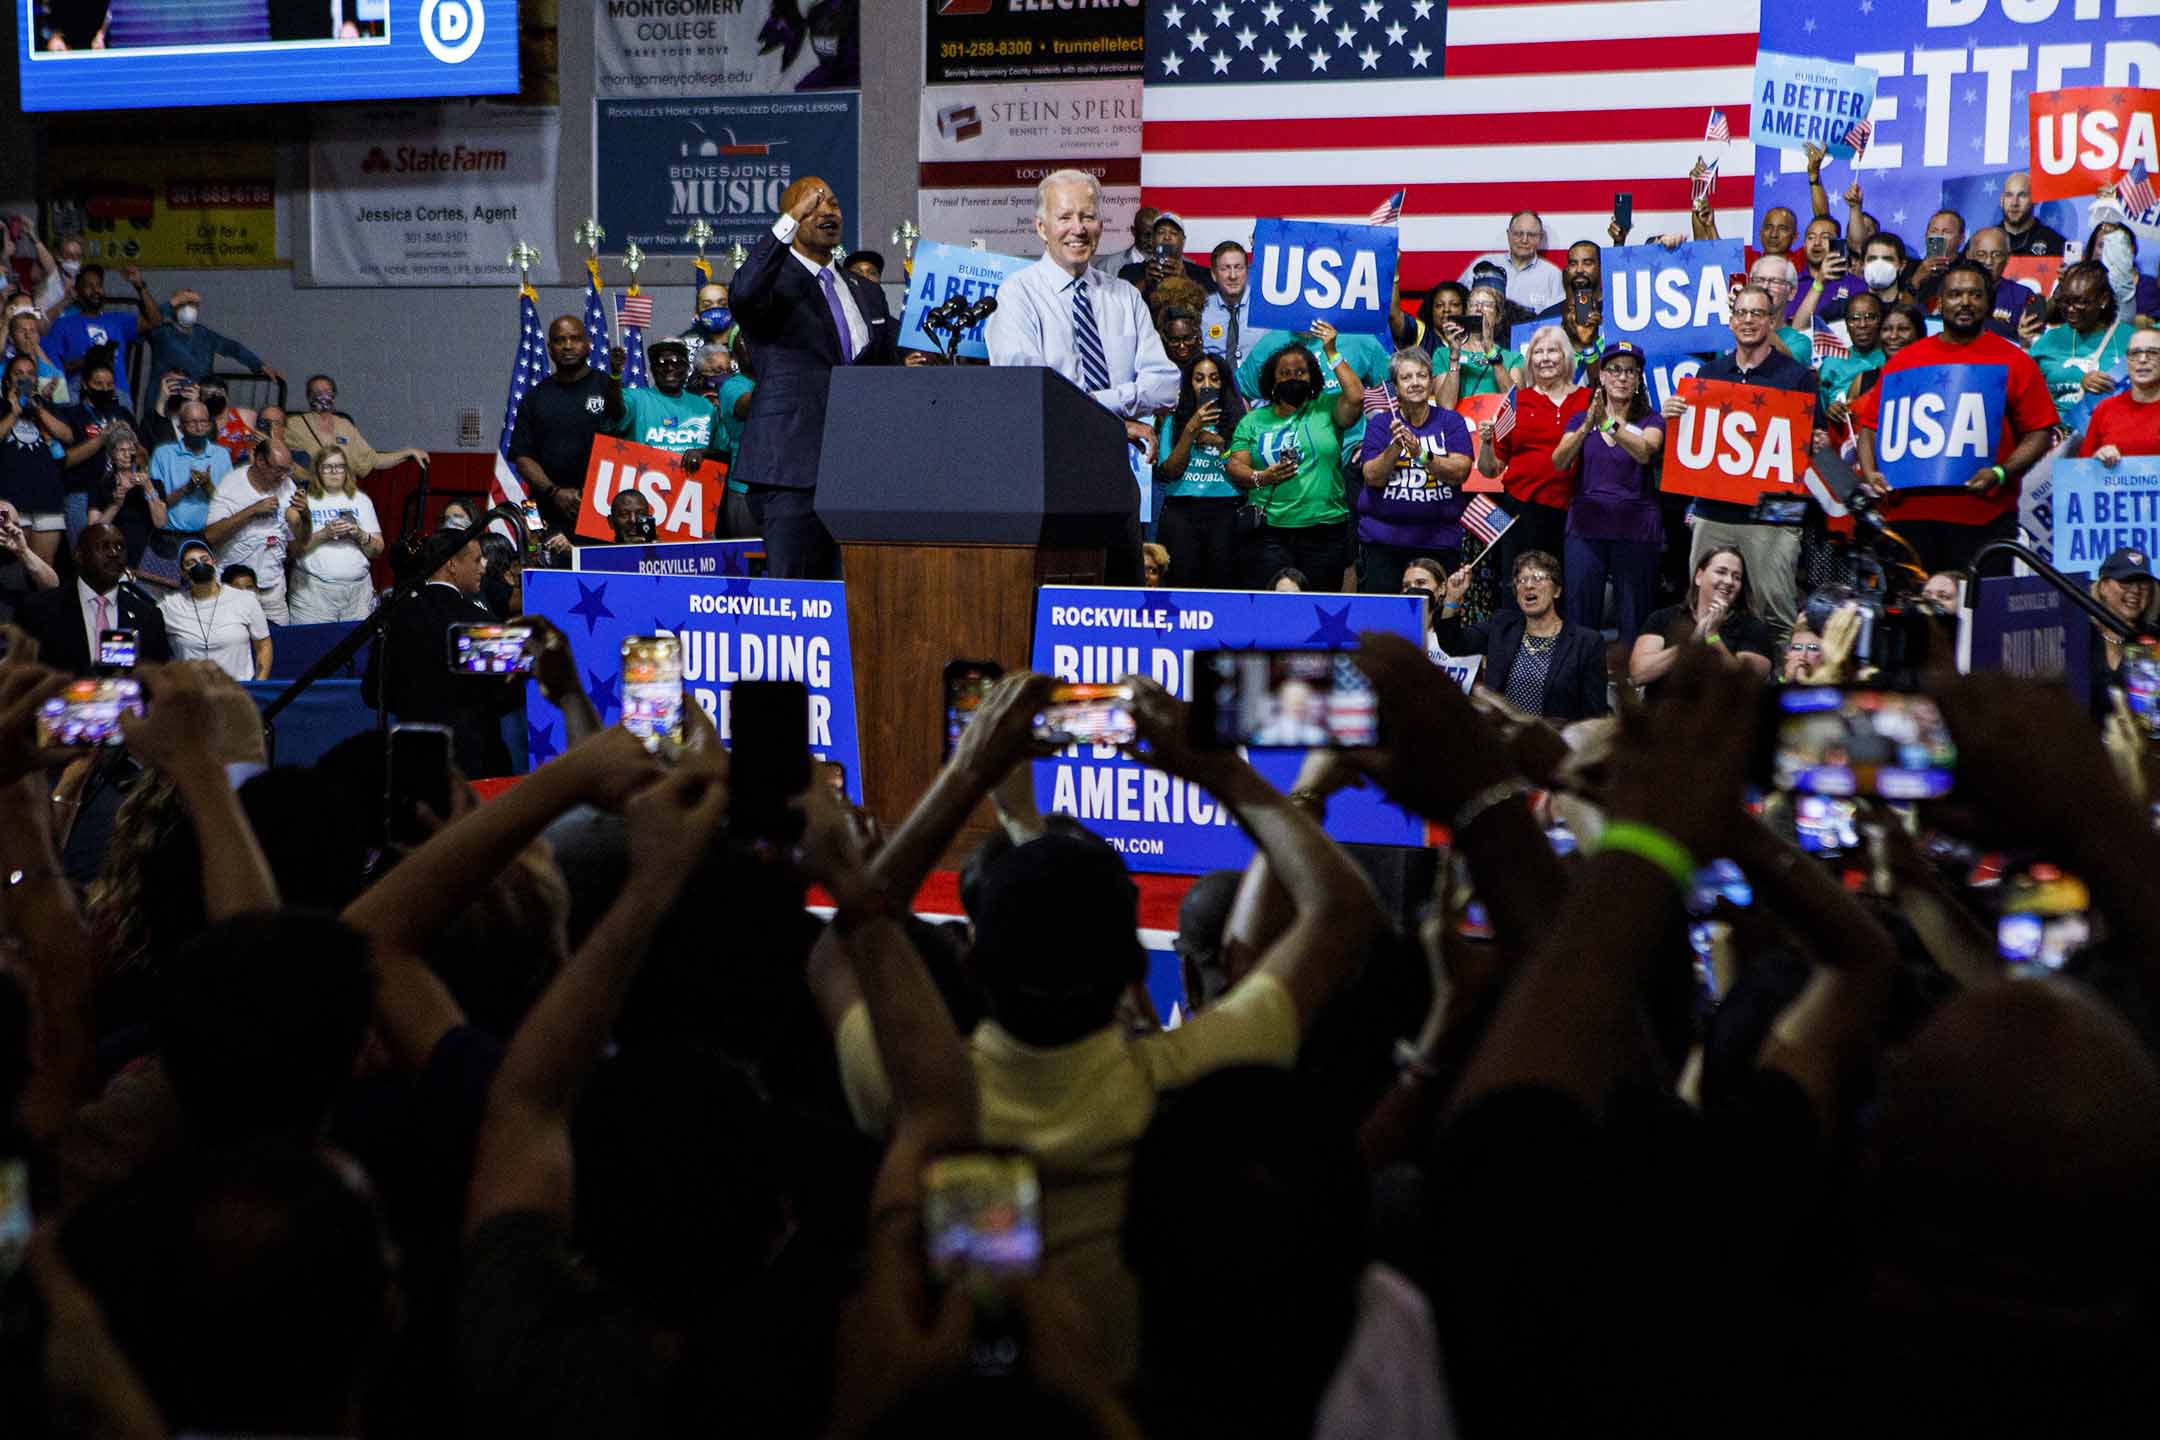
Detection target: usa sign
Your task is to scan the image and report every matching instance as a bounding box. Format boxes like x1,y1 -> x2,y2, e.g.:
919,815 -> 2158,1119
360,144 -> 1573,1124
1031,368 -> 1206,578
1661,379 -> 1815,505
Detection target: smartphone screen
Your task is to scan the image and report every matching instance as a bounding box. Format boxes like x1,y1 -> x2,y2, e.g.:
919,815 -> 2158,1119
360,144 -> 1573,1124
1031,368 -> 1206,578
2121,643 -> 2160,738
36,677 -> 144,747
1793,794 -> 1862,856
521,499 -> 544,532
1771,687 -> 1956,800
1193,649 -> 1379,749
1926,234 -> 1949,259
944,659 -> 1005,758
1688,857 -> 1753,915
1032,683 -> 1136,746
621,636 -> 684,747
388,722 -> 454,841
731,679 -> 811,843
1997,866 -> 2091,971
1569,292 -> 1597,329
922,1150 -> 1043,1284
97,628 -> 138,670
449,622 -> 534,676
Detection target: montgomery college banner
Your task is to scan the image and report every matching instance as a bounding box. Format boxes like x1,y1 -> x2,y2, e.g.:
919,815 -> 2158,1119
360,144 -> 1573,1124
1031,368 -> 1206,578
594,0 -> 860,99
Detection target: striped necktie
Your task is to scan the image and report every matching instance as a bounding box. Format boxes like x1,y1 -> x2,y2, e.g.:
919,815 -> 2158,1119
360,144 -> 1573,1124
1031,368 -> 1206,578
1069,274 -> 1112,392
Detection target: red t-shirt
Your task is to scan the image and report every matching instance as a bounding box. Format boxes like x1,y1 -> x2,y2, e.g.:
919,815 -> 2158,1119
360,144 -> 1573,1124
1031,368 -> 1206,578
2078,391 -> 2160,460
1848,329 -> 2059,526
1496,385 -> 1590,509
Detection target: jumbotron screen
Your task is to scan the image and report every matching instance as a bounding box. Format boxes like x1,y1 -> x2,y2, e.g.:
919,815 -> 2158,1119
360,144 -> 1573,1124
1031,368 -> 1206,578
19,1 -> 519,112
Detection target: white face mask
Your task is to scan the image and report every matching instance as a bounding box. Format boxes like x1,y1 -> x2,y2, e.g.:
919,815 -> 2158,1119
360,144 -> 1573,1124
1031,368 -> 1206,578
59,259 -> 81,279
175,304 -> 200,327
1862,259 -> 1899,291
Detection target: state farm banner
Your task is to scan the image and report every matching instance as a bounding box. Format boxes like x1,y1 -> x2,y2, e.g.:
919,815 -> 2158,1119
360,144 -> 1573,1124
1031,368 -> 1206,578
926,0 -> 1145,83
595,0 -> 859,99
309,105 -> 559,287
1660,379 -> 1815,506
916,77 -> 1142,248
577,436 -> 727,543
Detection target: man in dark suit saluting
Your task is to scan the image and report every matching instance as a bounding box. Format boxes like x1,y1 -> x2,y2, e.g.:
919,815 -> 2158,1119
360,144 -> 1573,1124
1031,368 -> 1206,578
727,175 -> 900,579
18,523 -> 172,674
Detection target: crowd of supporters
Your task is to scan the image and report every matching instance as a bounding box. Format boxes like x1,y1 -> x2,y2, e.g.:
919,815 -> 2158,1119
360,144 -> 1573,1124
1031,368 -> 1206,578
0,134 -> 2158,1440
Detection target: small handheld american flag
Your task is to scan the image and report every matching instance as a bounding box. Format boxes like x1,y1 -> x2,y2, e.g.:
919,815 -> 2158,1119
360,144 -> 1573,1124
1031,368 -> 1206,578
1810,318 -> 1850,365
1704,109 -> 1730,145
1491,386 -> 1518,443
1690,159 -> 1719,207
1365,189 -> 1406,227
616,292 -> 654,329
1462,496 -> 1516,549
2119,161 -> 2157,219
616,291 -> 652,390
1842,117 -> 1873,160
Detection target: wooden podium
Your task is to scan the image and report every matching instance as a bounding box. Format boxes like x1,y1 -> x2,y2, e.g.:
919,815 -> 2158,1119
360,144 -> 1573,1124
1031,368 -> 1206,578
815,366 -> 1137,852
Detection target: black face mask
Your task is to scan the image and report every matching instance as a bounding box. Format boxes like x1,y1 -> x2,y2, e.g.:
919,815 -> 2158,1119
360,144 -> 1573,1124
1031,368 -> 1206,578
185,560 -> 215,585
1274,378 -> 1314,407
84,387 -> 117,409
203,396 -> 227,417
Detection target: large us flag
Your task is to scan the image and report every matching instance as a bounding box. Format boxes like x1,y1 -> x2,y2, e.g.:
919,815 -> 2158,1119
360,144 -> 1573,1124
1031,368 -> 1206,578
1143,0 -> 1763,297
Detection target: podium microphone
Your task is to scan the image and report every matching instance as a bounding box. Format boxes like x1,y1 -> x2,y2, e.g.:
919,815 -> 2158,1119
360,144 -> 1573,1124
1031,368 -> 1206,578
962,295 -> 998,327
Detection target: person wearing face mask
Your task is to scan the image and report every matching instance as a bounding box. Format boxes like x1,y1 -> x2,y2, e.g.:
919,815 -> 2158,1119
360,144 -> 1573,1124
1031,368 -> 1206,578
1552,340 -> 1664,646
43,262 -> 156,407
149,398 -> 235,539
25,230 -> 81,319
1628,545 -> 1773,699
285,374 -> 425,483
1856,235 -> 1911,311
1996,172 -> 2066,259
2079,330 -> 2160,466
198,378 -> 258,467
160,537 -> 271,681
1399,557 -> 1449,655
1852,261 -> 2061,574
142,288 -> 280,388
1353,348 -> 1475,594
2029,262 -> 2130,413
675,280 -> 737,370
55,359 -> 133,543
1659,284 -> 1819,642
1154,354 -> 1247,591
1477,327 -> 1588,602
1226,328 -> 1365,591
1431,549 -> 1609,720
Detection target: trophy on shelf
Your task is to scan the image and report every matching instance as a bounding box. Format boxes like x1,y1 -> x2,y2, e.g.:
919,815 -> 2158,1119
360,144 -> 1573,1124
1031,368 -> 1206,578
685,218 -> 715,280
725,240 -> 750,273
622,242 -> 646,282
574,216 -> 606,259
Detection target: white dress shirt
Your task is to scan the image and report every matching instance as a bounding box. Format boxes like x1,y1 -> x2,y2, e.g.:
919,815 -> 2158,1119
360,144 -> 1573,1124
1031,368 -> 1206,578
985,255 -> 1180,420
1459,251 -> 1567,316
769,216 -> 869,359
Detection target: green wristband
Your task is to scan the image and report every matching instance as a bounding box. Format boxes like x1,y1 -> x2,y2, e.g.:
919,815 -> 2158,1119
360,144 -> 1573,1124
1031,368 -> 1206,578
1990,464 -> 2008,489
1594,820 -> 1697,893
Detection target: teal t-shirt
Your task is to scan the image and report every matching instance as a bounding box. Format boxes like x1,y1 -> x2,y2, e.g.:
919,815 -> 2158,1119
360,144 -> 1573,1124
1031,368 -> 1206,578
714,374 -> 756,492
1155,414 -> 1241,500
2030,320 -> 2130,411
1819,347 -> 1885,405
609,386 -> 714,453
1435,342 -> 1523,399
1777,325 -> 1814,371
1228,397 -> 1349,530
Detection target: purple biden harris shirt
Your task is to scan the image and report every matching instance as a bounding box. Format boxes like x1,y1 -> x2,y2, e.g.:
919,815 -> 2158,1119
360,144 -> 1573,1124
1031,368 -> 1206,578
1353,402 -> 1475,551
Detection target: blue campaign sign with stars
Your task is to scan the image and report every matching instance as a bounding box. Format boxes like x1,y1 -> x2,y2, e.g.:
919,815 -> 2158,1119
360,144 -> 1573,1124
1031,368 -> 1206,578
523,571 -> 862,799
897,242 -> 1033,361
1248,218 -> 1402,345
1602,241 -> 1746,357
1029,586 -> 1426,875
572,540 -> 762,577
1872,364 -> 2006,492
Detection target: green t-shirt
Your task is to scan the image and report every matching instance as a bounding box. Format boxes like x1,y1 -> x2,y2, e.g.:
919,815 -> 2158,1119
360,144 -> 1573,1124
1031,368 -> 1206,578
1228,397 -> 1349,530
1155,414 -> 1242,500
2030,320 -> 2130,410
609,385 -> 714,453
714,374 -> 756,492
1437,343 -> 1524,398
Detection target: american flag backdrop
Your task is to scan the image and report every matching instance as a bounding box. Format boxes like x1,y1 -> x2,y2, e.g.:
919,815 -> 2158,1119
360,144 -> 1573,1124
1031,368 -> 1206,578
487,286 -> 546,511
1141,0 -> 1760,299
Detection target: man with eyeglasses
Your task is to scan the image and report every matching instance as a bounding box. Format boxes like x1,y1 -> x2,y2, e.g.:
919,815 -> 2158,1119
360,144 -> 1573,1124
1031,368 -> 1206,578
2078,331 -> 2160,467
204,437 -> 307,623
1659,284 -> 1819,642
1460,211 -> 1565,317
1748,256 -> 1816,368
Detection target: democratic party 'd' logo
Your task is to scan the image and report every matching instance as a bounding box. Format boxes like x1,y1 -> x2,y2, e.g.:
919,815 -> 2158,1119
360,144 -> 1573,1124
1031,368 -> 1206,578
421,0 -> 486,65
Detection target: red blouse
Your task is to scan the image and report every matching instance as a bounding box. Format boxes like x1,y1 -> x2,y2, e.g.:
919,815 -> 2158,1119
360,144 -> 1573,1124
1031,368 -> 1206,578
1496,385 -> 1591,509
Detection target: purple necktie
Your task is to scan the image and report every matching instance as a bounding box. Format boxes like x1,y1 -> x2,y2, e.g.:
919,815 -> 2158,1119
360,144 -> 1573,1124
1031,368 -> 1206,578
818,267 -> 855,364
